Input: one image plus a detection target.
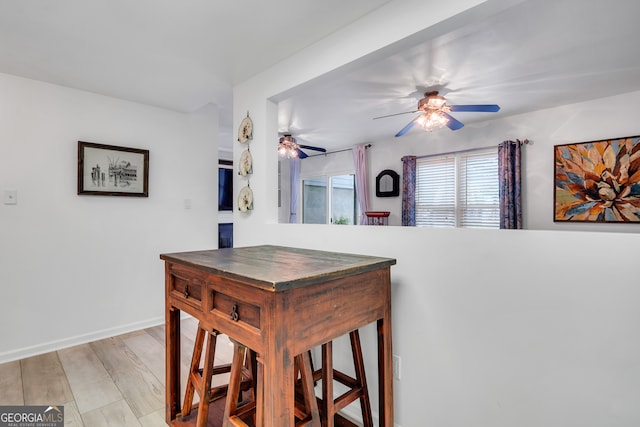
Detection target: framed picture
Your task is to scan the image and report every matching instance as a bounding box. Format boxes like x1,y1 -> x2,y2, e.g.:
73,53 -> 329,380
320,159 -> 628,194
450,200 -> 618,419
78,141 -> 149,197
554,135 -> 640,222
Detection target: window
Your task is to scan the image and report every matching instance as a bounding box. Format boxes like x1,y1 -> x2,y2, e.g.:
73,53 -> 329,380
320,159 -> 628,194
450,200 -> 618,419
330,174 -> 357,224
302,174 -> 357,224
302,178 -> 326,224
416,148 -> 499,228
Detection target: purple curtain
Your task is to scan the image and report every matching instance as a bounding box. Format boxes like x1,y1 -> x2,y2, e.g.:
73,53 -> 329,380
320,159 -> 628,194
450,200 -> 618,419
498,140 -> 523,229
289,157 -> 300,223
401,156 -> 416,226
352,144 -> 370,225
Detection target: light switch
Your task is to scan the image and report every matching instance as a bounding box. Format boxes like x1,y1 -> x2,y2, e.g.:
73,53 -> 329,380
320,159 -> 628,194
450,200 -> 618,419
4,190 -> 17,205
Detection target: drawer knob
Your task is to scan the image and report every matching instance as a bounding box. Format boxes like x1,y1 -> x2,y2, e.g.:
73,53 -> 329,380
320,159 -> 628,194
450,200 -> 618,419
184,285 -> 190,299
230,304 -> 239,322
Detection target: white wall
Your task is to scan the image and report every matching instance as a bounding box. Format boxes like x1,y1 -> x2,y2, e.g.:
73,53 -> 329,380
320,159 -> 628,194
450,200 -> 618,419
232,1 -> 640,426
0,73 -> 218,362
242,224 -> 640,427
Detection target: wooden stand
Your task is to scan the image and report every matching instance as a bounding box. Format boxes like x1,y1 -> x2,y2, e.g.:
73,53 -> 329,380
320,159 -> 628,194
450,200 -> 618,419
162,245 -> 396,427
364,211 -> 390,226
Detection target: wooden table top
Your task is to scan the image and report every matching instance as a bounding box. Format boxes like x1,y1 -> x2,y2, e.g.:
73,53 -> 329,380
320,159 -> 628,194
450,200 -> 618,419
160,245 -> 396,291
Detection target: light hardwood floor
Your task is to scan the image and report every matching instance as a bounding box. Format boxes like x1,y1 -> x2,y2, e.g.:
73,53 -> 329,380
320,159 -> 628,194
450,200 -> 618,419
0,317 -> 234,427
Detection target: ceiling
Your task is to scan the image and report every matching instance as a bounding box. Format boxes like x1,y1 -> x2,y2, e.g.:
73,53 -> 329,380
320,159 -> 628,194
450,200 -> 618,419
277,0 -> 640,151
0,0 -> 390,137
2,0 -> 640,153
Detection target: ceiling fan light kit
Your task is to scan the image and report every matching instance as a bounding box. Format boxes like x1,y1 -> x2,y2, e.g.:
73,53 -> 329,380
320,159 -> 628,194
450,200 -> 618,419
419,91 -> 447,110
278,135 -> 300,158
416,110 -> 450,131
375,91 -> 500,137
278,134 -> 327,159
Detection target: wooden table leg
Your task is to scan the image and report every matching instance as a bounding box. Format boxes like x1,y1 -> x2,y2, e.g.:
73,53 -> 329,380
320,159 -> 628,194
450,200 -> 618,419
262,348 -> 296,426
377,316 -> 394,427
255,357 -> 264,427
166,306 -> 181,424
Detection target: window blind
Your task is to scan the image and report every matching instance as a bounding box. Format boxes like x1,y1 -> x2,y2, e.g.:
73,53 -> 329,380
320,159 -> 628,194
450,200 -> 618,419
458,151 -> 499,228
416,156 -> 456,227
416,148 -> 499,228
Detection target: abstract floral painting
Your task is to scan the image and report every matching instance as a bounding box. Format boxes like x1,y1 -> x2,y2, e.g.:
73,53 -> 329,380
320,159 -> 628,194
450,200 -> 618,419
554,136 -> 640,222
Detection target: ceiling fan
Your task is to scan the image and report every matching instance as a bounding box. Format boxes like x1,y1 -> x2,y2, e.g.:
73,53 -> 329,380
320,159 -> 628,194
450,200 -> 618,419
278,134 -> 326,159
374,91 -> 500,136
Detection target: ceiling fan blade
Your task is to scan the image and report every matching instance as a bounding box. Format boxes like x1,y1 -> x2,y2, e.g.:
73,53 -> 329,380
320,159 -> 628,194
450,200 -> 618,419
298,144 -> 326,152
295,148 -> 308,159
449,104 -> 500,112
442,112 -> 464,130
395,117 -> 418,137
373,110 -> 418,120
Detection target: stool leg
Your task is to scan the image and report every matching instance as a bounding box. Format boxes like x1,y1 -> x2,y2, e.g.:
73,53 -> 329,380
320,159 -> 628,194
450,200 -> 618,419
350,330 -> 373,427
223,342 -> 249,427
297,352 -> 321,427
247,349 -> 258,404
195,330 -> 217,427
254,353 -> 263,427
183,324 -> 232,427
182,326 -> 206,417
317,330 -> 373,427
321,341 -> 335,427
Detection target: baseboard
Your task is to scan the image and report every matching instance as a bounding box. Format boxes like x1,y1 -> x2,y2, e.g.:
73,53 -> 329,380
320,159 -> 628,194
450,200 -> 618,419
340,407 -> 401,427
0,316 -> 169,364
339,406 -> 380,427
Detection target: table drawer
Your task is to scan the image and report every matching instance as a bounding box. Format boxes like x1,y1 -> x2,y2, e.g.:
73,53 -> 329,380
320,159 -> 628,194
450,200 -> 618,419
205,277 -> 264,351
168,264 -> 205,311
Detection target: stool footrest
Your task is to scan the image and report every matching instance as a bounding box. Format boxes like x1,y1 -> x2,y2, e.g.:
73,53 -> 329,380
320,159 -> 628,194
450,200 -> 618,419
233,400 -> 257,421
295,417 -> 316,427
208,364 -> 232,375
332,369 -> 358,389
334,386 -> 365,413
312,368 -> 358,389
226,415 -> 249,427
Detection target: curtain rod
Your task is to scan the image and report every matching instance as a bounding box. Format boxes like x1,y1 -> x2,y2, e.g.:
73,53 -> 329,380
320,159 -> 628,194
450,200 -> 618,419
409,139 -> 529,160
305,143 -> 371,158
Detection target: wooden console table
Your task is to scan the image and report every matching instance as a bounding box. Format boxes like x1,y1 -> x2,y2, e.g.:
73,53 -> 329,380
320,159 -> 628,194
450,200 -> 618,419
161,245 -> 396,427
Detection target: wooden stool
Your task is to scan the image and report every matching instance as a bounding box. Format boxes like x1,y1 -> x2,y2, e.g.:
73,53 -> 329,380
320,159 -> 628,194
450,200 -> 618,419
315,329 -> 373,427
182,323 -> 253,427
223,341 -> 320,427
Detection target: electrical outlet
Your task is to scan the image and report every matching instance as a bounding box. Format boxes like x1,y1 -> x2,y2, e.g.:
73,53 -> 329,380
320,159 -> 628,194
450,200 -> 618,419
3,190 -> 17,205
392,354 -> 401,380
